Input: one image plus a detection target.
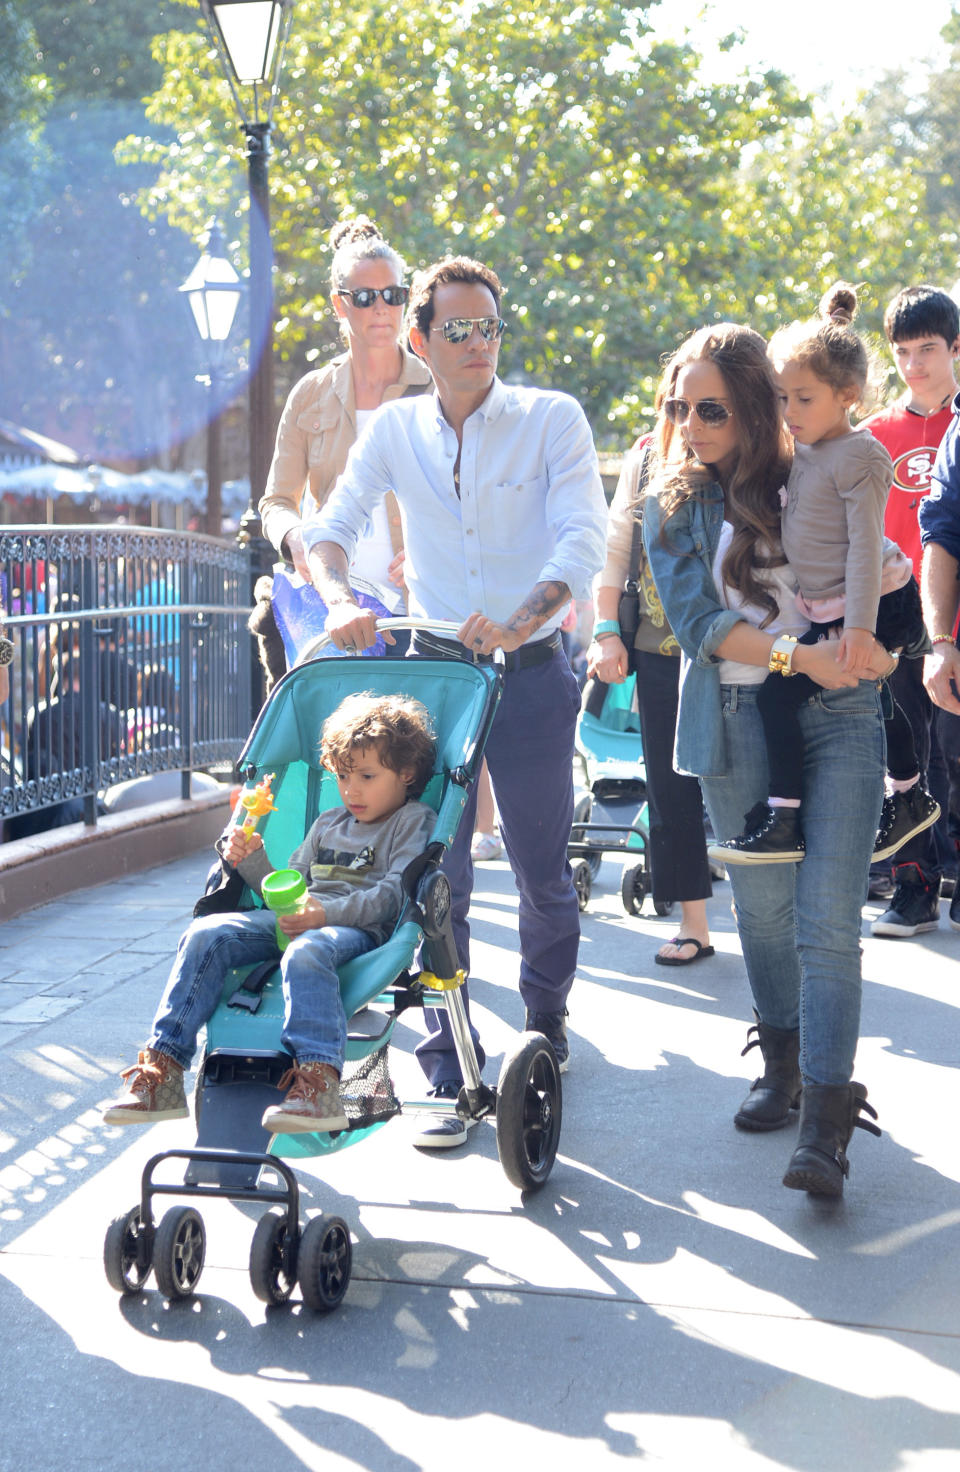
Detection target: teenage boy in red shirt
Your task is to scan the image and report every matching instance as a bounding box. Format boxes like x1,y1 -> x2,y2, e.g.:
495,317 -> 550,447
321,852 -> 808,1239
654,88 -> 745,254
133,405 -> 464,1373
863,285 -> 960,937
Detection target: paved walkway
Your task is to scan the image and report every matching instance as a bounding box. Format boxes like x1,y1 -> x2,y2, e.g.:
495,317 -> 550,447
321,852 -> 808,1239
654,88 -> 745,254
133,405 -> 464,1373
2,845 -> 959,1472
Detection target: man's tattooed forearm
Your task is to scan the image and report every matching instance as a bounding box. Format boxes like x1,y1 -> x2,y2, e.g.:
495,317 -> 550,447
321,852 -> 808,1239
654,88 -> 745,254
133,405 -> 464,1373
506,580 -> 571,632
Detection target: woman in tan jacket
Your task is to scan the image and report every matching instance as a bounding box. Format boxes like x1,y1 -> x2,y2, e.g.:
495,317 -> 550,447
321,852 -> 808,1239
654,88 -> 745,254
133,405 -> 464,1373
259,216 -> 431,609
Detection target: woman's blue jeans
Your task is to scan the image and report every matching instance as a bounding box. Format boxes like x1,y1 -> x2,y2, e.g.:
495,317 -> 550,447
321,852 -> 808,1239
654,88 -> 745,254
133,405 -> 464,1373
701,680 -> 885,1086
148,909 -> 375,1072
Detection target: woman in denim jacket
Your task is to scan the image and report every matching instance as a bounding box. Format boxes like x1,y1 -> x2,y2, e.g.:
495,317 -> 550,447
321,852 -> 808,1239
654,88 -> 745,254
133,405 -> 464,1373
643,323 -> 894,1199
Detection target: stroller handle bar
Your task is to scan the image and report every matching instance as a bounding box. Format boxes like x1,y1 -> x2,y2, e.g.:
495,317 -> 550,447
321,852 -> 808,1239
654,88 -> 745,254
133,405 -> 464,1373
295,617 -> 505,667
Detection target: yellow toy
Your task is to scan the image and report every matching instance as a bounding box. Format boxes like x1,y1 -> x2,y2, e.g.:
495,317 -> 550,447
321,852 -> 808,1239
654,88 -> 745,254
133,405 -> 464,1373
239,772 -> 277,836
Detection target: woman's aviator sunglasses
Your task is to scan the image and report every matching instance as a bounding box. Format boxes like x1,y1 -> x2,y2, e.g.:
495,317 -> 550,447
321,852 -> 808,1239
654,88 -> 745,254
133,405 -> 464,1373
663,396 -> 734,427
337,285 -> 409,308
430,316 -> 506,344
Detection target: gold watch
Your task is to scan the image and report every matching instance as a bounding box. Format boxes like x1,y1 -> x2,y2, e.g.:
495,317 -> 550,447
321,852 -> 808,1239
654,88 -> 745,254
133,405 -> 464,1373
768,634 -> 798,676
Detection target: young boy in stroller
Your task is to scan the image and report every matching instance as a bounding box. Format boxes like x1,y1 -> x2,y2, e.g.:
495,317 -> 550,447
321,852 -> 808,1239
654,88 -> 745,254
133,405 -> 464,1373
102,691 -> 435,1136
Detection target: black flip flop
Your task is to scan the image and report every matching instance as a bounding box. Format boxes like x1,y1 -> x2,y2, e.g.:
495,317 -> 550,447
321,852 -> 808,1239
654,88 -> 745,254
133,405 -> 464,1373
654,937 -> 716,967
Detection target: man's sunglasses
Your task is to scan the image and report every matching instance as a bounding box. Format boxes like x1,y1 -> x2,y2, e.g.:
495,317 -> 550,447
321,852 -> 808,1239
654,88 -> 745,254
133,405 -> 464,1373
663,397 -> 734,427
337,285 -> 409,308
430,316 -> 506,344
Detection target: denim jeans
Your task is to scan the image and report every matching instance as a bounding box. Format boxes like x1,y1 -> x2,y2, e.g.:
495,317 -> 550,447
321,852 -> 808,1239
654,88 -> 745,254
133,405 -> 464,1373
149,909 -> 376,1071
701,680 -> 885,1086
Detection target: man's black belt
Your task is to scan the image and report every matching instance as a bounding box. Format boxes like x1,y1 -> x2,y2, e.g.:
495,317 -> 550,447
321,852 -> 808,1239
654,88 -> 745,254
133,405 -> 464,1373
411,629 -> 562,671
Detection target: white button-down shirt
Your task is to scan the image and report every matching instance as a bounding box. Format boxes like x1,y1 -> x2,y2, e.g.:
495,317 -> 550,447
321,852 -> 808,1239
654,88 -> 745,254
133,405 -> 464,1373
302,377 -> 608,631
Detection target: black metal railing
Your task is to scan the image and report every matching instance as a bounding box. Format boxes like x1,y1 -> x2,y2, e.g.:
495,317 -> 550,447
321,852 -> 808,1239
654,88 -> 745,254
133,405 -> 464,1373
1,525 -> 253,838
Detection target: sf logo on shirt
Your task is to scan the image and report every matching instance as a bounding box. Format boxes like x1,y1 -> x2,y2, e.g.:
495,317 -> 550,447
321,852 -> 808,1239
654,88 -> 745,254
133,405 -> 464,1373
891,448 -> 936,496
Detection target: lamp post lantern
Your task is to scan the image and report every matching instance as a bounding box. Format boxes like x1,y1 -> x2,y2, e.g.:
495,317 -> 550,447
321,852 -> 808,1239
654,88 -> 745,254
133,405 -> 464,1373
198,0 -> 293,541
179,220 -> 244,535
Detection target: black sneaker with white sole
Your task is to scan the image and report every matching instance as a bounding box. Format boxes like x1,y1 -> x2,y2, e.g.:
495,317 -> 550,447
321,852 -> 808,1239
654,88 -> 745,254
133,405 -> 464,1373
412,1081 -> 478,1150
871,877 -> 940,937
873,786 -> 940,863
524,1008 -> 570,1072
707,803 -> 805,865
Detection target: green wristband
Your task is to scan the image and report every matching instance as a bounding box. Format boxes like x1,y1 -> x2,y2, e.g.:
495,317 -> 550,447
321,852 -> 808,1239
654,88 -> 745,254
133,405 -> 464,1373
593,619 -> 620,638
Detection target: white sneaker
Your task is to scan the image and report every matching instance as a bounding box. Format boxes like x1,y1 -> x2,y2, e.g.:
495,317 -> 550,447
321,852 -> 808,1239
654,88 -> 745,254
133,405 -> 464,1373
471,831 -> 504,862
412,1083 -> 478,1150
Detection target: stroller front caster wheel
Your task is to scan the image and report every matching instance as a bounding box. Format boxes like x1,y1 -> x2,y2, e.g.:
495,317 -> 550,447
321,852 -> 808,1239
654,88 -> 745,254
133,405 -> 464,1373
104,1205 -> 152,1295
250,1208 -> 299,1306
621,863 -> 647,916
572,794 -> 602,878
153,1206 -> 206,1299
496,1031 -> 563,1191
572,860 -> 592,913
299,1215 -> 352,1312
652,897 -> 675,918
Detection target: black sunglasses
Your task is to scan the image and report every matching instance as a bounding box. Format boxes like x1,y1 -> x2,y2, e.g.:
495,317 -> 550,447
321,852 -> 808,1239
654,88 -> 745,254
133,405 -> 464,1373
337,285 -> 409,308
430,316 -> 505,344
663,397 -> 734,427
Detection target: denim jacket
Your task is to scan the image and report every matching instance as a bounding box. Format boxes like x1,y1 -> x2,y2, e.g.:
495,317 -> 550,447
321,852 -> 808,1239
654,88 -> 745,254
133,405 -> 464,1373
642,479 -> 743,778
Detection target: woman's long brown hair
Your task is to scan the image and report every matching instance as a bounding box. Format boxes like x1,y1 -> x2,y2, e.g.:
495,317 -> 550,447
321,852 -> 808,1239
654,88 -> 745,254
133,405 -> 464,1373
652,323 -> 793,626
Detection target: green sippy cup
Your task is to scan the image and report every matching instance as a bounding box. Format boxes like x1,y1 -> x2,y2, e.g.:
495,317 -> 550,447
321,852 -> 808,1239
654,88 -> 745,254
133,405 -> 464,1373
261,868 -> 308,950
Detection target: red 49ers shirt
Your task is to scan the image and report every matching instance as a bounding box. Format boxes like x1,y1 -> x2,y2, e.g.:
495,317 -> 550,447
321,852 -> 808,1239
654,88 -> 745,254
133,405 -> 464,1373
862,400 -> 954,570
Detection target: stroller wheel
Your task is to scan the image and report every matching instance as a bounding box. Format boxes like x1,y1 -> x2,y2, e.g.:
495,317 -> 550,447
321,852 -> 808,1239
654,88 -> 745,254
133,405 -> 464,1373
572,860 -> 592,912
621,862 -> 647,916
653,898 -> 675,918
299,1215 -> 352,1312
571,795 -> 602,879
496,1031 -> 563,1191
153,1206 -> 206,1299
104,1205 -> 152,1295
250,1208 -> 299,1306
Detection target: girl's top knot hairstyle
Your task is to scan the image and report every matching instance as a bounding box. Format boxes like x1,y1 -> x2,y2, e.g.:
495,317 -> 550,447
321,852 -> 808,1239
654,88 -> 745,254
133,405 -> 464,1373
328,214 -> 407,295
818,281 -> 859,328
769,279 -> 872,407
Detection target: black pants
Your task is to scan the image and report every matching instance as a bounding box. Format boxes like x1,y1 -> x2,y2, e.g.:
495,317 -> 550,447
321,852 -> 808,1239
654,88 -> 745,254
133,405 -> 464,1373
631,648 -> 712,903
758,583 -> 925,802
883,645 -> 960,881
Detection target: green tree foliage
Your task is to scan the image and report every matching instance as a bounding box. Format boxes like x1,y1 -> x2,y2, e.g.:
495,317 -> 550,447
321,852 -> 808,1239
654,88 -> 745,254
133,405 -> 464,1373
123,1 -> 814,440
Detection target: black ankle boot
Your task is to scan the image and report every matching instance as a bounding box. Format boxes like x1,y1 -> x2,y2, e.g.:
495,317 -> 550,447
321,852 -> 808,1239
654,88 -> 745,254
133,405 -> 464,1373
734,1016 -> 802,1131
782,1081 -> 880,1197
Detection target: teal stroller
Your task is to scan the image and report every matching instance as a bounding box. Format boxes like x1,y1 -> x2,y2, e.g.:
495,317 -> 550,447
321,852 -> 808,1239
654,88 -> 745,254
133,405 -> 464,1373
567,673 -> 672,917
103,623 -> 563,1311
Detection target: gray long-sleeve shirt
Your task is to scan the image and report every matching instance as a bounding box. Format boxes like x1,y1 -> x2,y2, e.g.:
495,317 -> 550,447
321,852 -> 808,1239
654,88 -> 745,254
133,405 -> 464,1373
781,431 -> 893,631
238,800 -> 435,945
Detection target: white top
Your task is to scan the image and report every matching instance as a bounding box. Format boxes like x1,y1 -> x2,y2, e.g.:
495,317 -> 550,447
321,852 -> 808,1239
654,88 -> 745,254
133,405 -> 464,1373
712,521 -> 810,684
302,377 -> 608,630
348,408 -> 403,613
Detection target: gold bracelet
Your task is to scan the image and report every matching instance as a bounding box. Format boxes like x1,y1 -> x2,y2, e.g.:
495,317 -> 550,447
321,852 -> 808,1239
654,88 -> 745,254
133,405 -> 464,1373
768,634 -> 798,676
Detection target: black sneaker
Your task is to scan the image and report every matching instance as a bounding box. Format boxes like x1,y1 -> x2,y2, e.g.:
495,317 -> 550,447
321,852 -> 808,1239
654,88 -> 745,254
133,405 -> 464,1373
412,1081 -> 478,1150
707,803 -> 805,865
524,1008 -> 570,1073
873,787 -> 941,862
871,879 -> 940,937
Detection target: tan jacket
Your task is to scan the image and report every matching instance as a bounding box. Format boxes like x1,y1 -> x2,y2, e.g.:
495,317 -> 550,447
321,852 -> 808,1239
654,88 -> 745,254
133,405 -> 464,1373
258,347 -> 433,555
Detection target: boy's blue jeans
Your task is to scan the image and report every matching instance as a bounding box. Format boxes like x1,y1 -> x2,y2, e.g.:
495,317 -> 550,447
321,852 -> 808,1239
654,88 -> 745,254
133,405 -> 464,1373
701,681 -> 885,1086
148,910 -> 376,1072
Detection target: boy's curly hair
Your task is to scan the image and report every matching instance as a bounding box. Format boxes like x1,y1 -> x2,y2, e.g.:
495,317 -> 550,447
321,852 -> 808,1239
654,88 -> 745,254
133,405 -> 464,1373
320,692 -> 436,799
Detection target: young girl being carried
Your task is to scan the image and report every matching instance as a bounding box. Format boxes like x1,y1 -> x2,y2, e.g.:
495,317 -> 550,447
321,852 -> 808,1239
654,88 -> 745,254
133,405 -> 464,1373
710,283 -> 938,865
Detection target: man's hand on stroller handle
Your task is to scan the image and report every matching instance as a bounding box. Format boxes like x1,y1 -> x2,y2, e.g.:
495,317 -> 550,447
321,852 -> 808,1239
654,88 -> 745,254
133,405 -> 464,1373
457,613 -> 525,655
324,602 -> 393,651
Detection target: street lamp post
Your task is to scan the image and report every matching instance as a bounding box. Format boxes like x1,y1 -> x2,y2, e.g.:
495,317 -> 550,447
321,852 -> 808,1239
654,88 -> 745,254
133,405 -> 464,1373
179,220 -> 244,535
198,0 -> 293,711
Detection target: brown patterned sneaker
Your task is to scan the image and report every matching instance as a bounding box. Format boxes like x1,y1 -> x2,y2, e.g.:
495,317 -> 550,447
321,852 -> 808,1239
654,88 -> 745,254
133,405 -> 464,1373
102,1048 -> 188,1125
261,1062 -> 348,1135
